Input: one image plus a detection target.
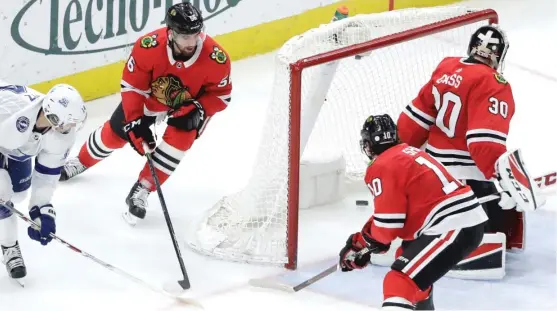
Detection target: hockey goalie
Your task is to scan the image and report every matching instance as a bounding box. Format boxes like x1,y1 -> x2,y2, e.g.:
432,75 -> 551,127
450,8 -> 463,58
397,23 -> 544,279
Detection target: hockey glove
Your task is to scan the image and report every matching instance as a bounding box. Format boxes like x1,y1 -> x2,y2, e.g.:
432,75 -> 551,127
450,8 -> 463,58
339,232 -> 372,272
339,228 -> 390,272
167,100 -> 205,133
28,204 -> 56,246
123,116 -> 156,156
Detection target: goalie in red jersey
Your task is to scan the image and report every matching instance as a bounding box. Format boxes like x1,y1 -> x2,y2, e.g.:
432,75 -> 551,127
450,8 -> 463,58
339,115 -> 488,310
59,2 -> 232,224
396,24 -> 542,278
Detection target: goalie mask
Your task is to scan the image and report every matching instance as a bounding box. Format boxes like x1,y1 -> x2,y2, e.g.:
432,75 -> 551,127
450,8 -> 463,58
467,24 -> 509,73
360,114 -> 399,161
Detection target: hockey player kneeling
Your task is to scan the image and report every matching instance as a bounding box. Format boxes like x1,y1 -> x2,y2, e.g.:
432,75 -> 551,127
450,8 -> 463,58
338,115 -> 488,310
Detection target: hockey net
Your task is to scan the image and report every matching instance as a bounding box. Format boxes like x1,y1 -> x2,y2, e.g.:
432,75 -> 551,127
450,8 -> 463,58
185,6 -> 498,269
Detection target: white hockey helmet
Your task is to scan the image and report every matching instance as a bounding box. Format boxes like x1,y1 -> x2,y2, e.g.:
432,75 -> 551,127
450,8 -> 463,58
42,84 -> 87,133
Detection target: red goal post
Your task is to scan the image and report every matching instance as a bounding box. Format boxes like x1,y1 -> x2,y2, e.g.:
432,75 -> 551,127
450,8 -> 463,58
286,8 -> 499,269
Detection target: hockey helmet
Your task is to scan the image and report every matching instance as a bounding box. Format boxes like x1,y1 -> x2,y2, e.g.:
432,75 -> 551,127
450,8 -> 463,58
360,114 -> 398,160
467,24 -> 509,72
42,84 -> 87,134
165,2 -> 204,35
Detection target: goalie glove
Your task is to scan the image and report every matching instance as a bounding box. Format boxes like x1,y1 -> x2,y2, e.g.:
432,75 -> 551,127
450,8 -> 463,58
495,149 -> 545,211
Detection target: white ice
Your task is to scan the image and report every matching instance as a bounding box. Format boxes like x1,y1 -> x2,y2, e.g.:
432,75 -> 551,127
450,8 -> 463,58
2,0 -> 556,310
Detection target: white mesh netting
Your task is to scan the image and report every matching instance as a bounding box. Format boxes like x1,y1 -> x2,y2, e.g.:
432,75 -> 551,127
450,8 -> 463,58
185,6 -> 493,265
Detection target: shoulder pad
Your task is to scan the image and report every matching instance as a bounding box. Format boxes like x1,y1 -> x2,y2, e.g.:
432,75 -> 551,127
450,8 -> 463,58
493,72 -> 508,84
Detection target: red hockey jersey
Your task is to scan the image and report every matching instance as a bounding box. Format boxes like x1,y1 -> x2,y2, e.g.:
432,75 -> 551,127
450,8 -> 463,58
397,57 -> 515,180
121,27 -> 232,122
363,143 -> 487,245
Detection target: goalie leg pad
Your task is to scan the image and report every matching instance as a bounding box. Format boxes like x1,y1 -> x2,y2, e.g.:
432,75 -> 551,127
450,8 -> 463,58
506,210 -> 525,252
446,232 -> 506,280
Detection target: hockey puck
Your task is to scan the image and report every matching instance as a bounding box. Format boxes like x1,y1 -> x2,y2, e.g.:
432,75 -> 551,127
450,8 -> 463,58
355,200 -> 369,206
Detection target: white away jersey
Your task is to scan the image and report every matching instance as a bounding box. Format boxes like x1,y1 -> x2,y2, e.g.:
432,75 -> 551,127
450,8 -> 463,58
0,83 -> 76,207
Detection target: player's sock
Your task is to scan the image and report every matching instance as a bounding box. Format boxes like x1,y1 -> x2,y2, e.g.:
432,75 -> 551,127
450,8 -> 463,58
79,121 -> 126,167
137,140 -> 188,191
61,122 -> 126,181
382,270 -> 420,310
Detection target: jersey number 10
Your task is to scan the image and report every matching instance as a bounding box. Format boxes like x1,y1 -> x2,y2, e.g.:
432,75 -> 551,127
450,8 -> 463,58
368,154 -> 461,198
415,156 -> 460,195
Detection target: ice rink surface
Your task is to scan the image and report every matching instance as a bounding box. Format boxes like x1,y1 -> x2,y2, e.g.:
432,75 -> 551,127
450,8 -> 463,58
1,0 -> 556,310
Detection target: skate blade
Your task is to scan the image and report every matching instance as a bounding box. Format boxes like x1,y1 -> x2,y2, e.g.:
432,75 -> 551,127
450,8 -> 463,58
122,211 -> 138,226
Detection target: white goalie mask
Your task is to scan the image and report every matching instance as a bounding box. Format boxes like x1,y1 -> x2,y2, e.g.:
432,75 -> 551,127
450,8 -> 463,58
41,84 -> 87,133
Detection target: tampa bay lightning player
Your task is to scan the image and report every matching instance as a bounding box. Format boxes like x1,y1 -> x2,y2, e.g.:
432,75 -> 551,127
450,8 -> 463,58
0,82 -> 86,284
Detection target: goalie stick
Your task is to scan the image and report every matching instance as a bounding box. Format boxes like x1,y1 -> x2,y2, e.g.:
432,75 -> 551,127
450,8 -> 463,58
4,203 -> 201,307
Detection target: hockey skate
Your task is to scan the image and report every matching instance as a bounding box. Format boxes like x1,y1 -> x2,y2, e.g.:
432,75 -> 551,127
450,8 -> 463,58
2,241 -> 26,287
122,181 -> 150,226
59,157 -> 88,181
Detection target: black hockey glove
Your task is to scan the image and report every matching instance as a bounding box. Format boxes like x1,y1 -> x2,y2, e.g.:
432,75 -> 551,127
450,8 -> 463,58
167,100 -> 206,134
339,229 -> 390,272
339,232 -> 372,272
123,116 -> 156,156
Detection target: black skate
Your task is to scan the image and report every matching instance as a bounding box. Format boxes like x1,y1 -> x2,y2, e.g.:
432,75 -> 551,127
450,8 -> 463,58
2,241 -> 26,286
122,181 -> 150,226
60,157 -> 88,181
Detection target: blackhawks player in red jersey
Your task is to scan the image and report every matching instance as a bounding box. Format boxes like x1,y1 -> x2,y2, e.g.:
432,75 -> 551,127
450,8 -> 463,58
59,2 -> 232,224
339,114 -> 487,310
397,24 -> 528,277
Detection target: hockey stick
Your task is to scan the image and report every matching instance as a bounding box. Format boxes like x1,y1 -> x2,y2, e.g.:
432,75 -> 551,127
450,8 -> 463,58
144,150 -> 191,291
4,203 -> 201,307
250,247 -> 372,292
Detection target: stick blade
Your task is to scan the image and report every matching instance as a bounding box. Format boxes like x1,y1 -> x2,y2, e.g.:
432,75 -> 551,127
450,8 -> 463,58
248,277 -> 296,293
178,279 -> 191,290
163,280 -> 186,295
161,281 -> 203,309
